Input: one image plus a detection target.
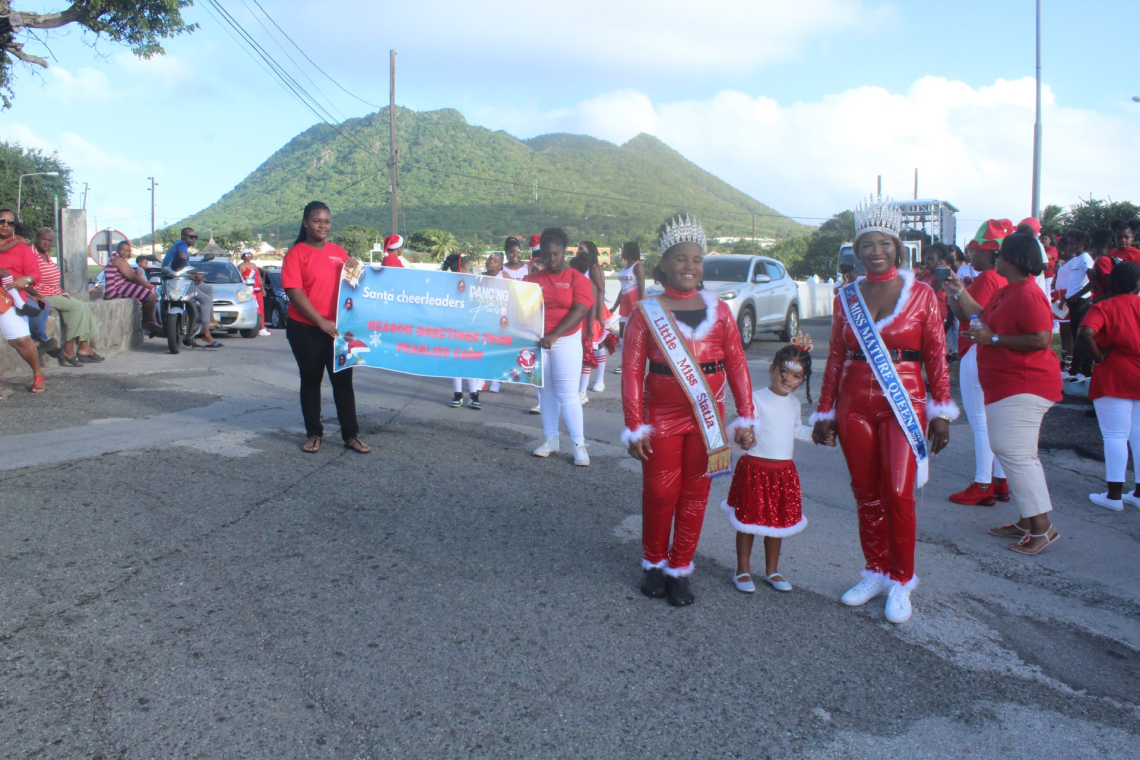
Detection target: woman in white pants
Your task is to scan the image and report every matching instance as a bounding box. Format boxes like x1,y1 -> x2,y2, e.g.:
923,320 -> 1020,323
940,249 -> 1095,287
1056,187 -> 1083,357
1077,261 -> 1140,510
524,228 -> 595,466
944,229 -> 1010,506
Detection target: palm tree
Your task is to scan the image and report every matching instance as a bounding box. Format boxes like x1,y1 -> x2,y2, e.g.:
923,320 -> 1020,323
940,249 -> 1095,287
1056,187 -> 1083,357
428,231 -> 457,261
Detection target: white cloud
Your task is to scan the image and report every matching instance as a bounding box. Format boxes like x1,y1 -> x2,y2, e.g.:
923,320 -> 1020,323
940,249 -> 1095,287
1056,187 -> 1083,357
471,77 -> 1140,240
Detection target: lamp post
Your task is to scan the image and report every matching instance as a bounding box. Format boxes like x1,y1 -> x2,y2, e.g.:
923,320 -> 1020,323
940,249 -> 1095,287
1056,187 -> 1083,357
1030,0 -> 1042,218
17,171 -> 60,222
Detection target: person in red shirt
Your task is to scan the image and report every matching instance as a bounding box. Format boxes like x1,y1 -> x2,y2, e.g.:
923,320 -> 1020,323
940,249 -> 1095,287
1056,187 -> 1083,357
944,234 -> 1009,506
1040,231 -> 1059,279
1077,261 -> 1140,512
380,235 -> 405,268
238,251 -> 270,336
524,227 -> 594,465
955,233 -> 1062,555
281,201 -> 370,455
1091,220 -> 1140,299
0,208 -> 46,393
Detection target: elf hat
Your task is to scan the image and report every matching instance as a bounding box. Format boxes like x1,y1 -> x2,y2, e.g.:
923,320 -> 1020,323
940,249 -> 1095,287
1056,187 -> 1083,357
968,219 -> 1015,251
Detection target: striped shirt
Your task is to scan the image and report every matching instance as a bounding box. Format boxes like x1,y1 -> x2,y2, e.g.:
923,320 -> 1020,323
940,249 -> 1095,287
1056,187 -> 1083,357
34,254 -> 63,297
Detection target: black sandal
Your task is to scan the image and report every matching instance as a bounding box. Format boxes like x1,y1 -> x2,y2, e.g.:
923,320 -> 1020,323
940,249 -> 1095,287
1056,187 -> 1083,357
58,353 -> 82,367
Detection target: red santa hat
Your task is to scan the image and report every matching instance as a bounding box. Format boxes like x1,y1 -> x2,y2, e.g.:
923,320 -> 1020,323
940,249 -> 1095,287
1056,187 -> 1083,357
528,234 -> 541,253
384,234 -> 404,252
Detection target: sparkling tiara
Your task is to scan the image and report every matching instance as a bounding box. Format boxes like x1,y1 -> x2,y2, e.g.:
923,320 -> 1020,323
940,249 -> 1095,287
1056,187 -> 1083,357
853,195 -> 902,239
659,214 -> 707,253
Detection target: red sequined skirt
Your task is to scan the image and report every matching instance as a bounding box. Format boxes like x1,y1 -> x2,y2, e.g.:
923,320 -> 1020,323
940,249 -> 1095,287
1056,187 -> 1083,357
723,456 -> 807,537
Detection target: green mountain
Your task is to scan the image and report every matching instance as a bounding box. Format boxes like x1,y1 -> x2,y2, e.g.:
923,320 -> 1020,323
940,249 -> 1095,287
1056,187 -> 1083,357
175,106 -> 809,247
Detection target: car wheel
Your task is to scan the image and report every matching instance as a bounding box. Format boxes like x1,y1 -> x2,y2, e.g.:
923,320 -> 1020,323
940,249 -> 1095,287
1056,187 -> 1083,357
270,307 -> 283,328
779,305 -> 799,342
240,328 -> 258,339
738,306 -> 755,350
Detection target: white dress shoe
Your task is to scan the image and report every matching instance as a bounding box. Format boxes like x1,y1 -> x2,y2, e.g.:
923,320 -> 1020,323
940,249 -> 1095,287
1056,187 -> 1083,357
1122,492 -> 1140,510
579,391 -> 589,405
533,435 -> 560,457
592,381 -> 605,392
1090,492 -> 1124,512
733,573 -> 756,593
765,573 -> 792,592
885,583 -> 913,624
840,573 -> 888,606
573,439 -> 590,466
529,404 -> 541,415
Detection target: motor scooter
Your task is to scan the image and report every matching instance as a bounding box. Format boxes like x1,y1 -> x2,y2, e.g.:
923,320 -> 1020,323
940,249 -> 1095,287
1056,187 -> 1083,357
148,266 -> 204,354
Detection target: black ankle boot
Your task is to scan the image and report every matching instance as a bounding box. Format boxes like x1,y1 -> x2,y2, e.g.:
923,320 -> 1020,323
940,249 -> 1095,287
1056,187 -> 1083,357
666,575 -> 695,607
640,567 -> 666,598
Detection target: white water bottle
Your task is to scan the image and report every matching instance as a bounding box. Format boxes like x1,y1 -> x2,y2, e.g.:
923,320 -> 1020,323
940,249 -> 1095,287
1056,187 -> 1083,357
970,315 -> 983,332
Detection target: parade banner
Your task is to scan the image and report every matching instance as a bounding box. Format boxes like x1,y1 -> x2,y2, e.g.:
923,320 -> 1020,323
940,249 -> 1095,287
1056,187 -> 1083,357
333,261 -> 544,386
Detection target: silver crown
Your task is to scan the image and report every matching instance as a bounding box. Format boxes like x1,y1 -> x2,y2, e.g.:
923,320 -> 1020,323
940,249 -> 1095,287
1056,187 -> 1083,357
853,195 -> 903,239
659,214 -> 707,253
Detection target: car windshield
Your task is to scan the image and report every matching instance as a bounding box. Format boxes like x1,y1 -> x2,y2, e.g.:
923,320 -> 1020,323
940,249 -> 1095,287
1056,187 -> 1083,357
701,260 -> 750,283
192,260 -> 243,284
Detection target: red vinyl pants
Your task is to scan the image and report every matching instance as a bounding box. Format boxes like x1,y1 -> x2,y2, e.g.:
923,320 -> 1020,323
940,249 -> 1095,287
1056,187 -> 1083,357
836,373 -> 923,584
642,430 -> 711,573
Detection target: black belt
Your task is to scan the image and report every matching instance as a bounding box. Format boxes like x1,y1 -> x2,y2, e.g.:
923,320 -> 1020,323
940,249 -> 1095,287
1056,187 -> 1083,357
847,349 -> 922,362
649,359 -> 725,376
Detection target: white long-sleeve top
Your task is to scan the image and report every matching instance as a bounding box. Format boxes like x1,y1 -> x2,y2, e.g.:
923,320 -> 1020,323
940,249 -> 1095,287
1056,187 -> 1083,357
740,387 -> 813,461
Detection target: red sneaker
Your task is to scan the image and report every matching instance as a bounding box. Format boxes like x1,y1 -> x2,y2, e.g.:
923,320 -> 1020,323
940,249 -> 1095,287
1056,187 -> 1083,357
949,482 -> 996,506
992,478 -> 1011,502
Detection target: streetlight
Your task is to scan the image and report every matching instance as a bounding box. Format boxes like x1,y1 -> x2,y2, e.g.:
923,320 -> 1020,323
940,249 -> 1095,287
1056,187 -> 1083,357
17,171 -> 60,222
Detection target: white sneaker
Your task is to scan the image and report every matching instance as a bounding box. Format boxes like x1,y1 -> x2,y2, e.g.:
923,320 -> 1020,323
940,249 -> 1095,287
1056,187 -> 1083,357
529,404 -> 541,415
259,328 -> 272,336
1122,492 -> 1140,510
573,439 -> 590,466
579,391 -> 589,405
592,381 -> 605,393
1090,492 -> 1124,512
884,583 -> 913,624
840,573 -> 888,606
533,435 -> 560,458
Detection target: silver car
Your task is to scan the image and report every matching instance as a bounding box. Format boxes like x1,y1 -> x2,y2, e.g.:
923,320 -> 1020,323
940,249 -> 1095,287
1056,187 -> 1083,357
647,254 -> 799,348
188,257 -> 261,338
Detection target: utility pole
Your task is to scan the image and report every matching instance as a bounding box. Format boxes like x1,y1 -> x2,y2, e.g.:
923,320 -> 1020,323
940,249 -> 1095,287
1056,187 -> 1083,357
82,182 -> 89,209
877,175 -> 882,199
914,168 -> 918,200
533,179 -> 538,206
751,213 -> 756,242
389,49 -> 399,237
148,177 -> 157,254
1031,0 -> 1043,218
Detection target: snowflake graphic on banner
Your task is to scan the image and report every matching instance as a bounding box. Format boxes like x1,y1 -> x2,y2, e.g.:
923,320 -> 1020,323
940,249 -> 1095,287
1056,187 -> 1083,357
369,331 -> 383,347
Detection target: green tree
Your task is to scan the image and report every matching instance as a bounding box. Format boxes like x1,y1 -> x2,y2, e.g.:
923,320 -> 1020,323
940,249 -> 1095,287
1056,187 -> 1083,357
730,239 -> 760,256
1064,197 -> 1140,235
766,235 -> 809,274
1039,204 -> 1068,236
0,140 -> 71,232
784,210 -> 854,279
225,227 -> 257,253
333,225 -> 380,258
0,0 -> 197,108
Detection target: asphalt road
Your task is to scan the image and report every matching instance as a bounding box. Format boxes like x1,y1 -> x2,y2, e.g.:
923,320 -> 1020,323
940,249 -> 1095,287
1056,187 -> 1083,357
0,322 -> 1138,759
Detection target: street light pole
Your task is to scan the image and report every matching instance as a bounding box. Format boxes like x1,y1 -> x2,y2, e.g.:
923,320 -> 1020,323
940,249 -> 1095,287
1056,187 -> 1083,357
148,177 -> 157,254
1031,0 -> 1042,218
16,171 -> 61,222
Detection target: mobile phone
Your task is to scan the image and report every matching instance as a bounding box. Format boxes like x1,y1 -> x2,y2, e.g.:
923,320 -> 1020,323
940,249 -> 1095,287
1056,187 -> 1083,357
934,267 -> 951,286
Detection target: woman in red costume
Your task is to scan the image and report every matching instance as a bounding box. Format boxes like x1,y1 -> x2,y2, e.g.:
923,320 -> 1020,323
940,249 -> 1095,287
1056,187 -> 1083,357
811,197 -> 957,624
238,251 -> 269,336
622,216 -> 756,607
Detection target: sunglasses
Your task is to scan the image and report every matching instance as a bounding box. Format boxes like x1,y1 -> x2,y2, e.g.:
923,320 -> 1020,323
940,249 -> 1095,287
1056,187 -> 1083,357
186,235 -> 198,240
0,219 -> 14,227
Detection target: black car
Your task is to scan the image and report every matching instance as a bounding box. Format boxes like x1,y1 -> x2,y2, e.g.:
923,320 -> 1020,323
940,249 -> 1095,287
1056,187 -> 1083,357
263,268 -> 290,328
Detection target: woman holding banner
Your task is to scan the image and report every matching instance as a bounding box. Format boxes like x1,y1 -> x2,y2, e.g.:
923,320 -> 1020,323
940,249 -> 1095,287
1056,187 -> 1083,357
526,228 -> 595,466
811,197 -> 955,624
282,200 -> 370,455
621,216 -> 756,607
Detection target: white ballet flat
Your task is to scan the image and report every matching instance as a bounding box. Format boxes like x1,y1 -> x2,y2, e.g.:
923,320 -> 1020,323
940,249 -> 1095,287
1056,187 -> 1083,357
765,573 -> 792,592
732,572 -> 756,593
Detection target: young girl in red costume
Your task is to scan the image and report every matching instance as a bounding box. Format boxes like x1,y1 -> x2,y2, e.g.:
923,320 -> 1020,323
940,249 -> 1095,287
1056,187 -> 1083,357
722,338 -> 816,594
811,197 -> 957,624
621,216 -> 756,607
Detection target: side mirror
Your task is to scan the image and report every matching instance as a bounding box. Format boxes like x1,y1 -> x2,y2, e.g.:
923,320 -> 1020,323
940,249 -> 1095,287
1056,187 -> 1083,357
753,273 -> 771,284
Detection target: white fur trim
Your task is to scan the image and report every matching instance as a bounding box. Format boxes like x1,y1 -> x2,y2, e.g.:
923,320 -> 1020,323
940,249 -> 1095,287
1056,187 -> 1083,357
720,501 -> 808,537
860,569 -> 891,583
671,290 -> 719,342
808,409 -> 836,424
853,268 -> 916,331
642,558 -> 667,571
887,575 -> 919,592
664,563 -> 694,578
621,425 -> 654,446
926,399 -> 961,422
727,417 -> 757,434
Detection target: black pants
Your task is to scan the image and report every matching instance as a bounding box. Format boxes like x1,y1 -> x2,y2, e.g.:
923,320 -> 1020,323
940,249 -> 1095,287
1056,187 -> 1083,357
1067,297 -> 1093,377
286,320 -> 359,442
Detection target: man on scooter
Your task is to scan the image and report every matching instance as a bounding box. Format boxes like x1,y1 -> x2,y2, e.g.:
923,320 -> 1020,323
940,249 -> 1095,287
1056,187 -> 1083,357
162,227 -> 223,348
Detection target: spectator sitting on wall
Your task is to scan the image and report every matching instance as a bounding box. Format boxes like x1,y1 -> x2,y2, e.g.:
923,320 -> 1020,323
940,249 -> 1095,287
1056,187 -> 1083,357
32,227 -> 104,366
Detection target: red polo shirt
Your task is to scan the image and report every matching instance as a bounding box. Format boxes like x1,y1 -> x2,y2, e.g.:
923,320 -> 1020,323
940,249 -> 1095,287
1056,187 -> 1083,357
525,266 -> 594,335
1082,295 -> 1140,401
281,241 -> 348,326
0,240 -> 40,299
976,277 -> 1062,404
959,269 -> 1007,356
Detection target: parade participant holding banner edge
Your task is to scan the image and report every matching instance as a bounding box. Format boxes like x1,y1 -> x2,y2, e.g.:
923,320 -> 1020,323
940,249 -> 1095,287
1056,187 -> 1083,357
526,227 -> 595,465
621,216 -> 756,607
811,197 -> 956,624
282,201 -> 370,455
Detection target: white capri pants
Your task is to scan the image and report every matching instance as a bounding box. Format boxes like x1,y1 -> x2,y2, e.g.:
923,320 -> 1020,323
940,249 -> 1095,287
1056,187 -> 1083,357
1092,396 -> 1140,484
959,348 -> 1006,484
539,332 -> 585,442
986,393 -> 1055,519
452,378 -> 480,393
0,288 -> 32,341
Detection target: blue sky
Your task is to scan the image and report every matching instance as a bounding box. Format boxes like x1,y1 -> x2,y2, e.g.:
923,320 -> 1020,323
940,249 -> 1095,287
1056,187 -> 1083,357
3,0 -> 1138,243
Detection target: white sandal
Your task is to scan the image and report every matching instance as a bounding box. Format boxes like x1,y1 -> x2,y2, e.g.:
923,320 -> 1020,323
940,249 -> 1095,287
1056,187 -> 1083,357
765,573 -> 793,592
732,572 -> 756,593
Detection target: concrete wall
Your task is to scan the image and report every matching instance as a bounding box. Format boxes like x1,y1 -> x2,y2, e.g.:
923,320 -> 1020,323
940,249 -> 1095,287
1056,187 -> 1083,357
60,209 -> 89,300
0,299 -> 142,377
